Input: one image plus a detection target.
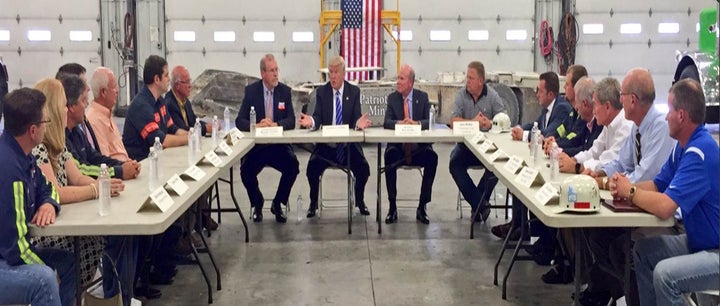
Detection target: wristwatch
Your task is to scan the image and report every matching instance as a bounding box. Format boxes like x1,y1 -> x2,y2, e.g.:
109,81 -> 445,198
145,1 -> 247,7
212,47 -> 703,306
629,185 -> 637,201
575,162 -> 581,174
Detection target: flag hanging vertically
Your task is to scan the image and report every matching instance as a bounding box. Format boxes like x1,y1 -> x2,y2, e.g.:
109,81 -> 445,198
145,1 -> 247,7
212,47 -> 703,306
341,0 -> 382,81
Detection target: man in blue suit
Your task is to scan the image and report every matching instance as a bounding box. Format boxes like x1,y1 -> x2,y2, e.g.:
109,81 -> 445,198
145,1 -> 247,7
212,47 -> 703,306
236,54 -> 299,223
299,56 -> 373,218
382,64 -> 437,224
511,71 -> 572,141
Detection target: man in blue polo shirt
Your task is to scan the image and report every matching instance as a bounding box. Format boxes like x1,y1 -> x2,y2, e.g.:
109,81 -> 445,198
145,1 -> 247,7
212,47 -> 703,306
611,79 -> 719,306
0,88 -> 76,306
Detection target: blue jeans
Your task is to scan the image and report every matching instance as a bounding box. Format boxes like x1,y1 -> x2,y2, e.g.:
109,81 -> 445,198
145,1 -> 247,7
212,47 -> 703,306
0,248 -> 77,306
449,144 -> 498,211
634,234 -> 720,306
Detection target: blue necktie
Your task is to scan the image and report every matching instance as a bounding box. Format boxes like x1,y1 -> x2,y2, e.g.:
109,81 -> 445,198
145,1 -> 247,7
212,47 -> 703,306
540,107 -> 548,129
335,91 -> 345,163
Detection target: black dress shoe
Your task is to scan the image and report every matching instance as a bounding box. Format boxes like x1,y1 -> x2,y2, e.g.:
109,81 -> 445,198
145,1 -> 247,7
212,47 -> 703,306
252,209 -> 263,222
385,210 -> 398,224
357,204 -> 370,216
270,203 -> 287,223
416,206 -> 430,224
306,204 -> 317,218
149,271 -> 174,285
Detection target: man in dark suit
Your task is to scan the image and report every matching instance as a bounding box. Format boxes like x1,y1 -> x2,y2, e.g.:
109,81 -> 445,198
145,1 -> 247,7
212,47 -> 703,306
166,66 -> 217,135
511,71 -> 572,141
299,56 -> 373,218
165,65 -> 219,234
382,64 -> 437,224
236,54 -> 299,223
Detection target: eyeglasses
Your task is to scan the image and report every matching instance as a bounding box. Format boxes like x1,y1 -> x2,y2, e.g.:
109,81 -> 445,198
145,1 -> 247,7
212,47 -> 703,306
33,119 -> 51,125
177,80 -> 191,84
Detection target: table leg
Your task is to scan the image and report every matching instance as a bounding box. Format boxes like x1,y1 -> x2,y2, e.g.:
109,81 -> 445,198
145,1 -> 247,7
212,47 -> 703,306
501,204 -> 527,300
574,228 -> 583,306
227,167 -> 250,243
347,143 -> 352,235
376,143 -> 382,234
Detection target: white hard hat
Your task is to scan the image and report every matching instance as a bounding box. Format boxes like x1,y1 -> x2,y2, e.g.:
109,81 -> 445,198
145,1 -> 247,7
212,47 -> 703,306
558,175 -> 600,213
491,112 -> 511,133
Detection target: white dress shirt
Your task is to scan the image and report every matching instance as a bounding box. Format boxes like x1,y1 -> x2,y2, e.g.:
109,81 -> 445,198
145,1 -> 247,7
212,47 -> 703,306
574,109 -> 633,171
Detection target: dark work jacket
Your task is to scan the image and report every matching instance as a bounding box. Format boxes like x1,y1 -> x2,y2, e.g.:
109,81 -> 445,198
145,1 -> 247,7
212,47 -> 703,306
66,125 -> 124,178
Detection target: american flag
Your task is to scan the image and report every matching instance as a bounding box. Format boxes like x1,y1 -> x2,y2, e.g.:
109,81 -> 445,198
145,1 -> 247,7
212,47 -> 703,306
341,0 -> 382,81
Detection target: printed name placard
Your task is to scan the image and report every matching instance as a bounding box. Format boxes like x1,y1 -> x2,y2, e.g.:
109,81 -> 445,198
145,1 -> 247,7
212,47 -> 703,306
534,183 -> 560,205
452,121 -> 480,135
470,132 -> 486,144
181,165 -> 206,181
488,150 -> 509,162
166,174 -> 189,196
149,187 -> 174,212
477,140 -> 497,153
504,156 -> 525,174
395,124 -> 421,136
255,126 -> 283,137
215,141 -> 233,156
322,124 -> 350,136
514,166 -> 544,188
203,151 -> 223,167
138,187 -> 174,213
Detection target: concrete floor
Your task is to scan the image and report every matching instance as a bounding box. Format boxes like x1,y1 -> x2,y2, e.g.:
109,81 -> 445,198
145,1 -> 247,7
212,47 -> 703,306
143,142 -> 573,306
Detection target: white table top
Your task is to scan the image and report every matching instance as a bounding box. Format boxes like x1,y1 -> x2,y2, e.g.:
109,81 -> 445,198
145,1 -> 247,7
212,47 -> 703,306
363,127 -> 465,143
30,138 -> 255,236
464,133 -> 673,228
251,129 -> 365,144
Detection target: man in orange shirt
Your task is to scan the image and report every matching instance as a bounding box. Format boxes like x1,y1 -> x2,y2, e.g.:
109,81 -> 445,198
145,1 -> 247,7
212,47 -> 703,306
86,67 -> 132,161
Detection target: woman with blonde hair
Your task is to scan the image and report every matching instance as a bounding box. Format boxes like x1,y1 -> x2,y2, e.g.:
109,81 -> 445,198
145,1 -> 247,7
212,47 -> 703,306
32,77 -> 125,287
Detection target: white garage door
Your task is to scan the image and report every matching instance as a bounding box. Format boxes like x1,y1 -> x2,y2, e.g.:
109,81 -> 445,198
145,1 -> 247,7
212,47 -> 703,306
0,0 -> 101,90
384,0 -> 536,81
165,0 -> 321,83
574,0 -> 709,103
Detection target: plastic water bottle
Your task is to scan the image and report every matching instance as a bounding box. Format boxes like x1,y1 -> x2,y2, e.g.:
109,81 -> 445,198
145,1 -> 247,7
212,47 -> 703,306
533,128 -> 542,167
188,127 -> 197,166
249,106 -> 257,135
98,164 -> 111,216
530,122 -> 539,160
153,137 -> 163,177
550,142 -> 561,180
429,105 -> 436,131
194,118 -> 202,152
223,106 -> 231,134
212,115 -> 219,146
296,195 -> 303,223
148,147 -> 159,191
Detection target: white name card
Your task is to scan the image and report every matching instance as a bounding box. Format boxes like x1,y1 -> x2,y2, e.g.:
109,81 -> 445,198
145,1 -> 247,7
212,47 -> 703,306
470,132 -> 486,144
149,187 -> 174,212
166,174 -> 189,196
255,126 -> 283,137
322,124 -> 350,137
488,150 -> 509,162
514,166 -> 544,188
477,140 -> 497,153
504,156 -> 525,174
182,165 -> 206,181
203,151 -> 223,167
215,141 -> 233,156
534,183 -> 560,205
453,121 -> 480,135
395,124 -> 421,136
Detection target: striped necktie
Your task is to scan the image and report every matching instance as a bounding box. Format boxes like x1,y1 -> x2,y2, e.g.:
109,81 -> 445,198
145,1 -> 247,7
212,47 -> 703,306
635,131 -> 642,165
265,89 -> 273,120
335,91 -> 345,163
